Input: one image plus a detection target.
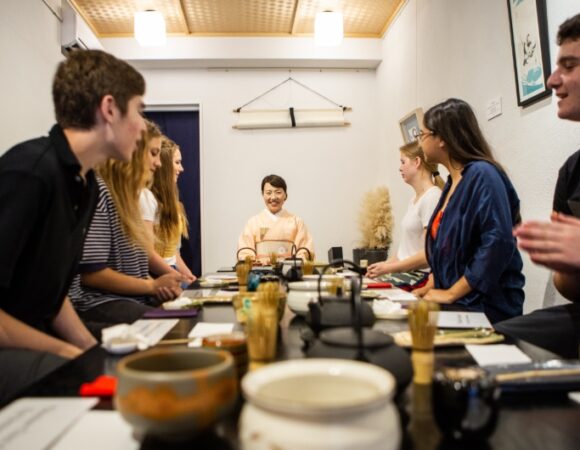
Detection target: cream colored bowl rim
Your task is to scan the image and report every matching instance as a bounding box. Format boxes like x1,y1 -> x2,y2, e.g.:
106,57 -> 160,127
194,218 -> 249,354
288,280 -> 336,291
242,359 -> 395,417
117,347 -> 233,381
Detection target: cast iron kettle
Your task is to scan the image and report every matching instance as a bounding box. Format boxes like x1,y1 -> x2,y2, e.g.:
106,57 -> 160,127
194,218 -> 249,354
305,260 -> 374,333
304,261 -> 412,394
277,246 -> 316,282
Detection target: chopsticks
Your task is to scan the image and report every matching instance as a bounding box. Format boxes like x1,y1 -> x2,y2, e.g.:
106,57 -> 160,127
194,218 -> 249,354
495,367 -> 580,382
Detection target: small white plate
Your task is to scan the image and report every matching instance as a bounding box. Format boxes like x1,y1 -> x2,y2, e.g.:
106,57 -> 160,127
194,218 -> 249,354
288,280 -> 334,291
102,341 -> 138,355
374,309 -> 408,320
199,280 -> 226,288
301,274 -> 344,281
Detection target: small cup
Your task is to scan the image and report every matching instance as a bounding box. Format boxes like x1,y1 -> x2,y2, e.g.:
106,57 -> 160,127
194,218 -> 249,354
202,332 -> 248,379
432,366 -> 500,442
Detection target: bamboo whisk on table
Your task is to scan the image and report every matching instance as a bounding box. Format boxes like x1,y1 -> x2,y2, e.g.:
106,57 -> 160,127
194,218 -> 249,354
408,300 -> 439,384
236,259 -> 251,293
269,252 -> 278,267
246,282 -> 279,362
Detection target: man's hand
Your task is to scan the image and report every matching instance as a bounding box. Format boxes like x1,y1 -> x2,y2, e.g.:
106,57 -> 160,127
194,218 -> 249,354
514,212 -> 580,272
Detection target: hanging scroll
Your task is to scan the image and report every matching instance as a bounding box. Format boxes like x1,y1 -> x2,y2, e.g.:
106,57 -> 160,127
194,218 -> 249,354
233,78 -> 351,130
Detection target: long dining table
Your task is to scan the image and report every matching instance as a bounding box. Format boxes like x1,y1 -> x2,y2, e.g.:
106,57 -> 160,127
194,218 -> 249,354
15,298 -> 580,450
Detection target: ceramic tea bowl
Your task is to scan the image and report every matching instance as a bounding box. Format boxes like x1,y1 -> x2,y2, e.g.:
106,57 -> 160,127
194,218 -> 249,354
115,347 -> 237,439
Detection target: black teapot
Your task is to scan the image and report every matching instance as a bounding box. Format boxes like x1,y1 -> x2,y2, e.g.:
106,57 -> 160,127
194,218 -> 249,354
305,260 -> 374,334
303,261 -> 412,393
276,246 -> 316,282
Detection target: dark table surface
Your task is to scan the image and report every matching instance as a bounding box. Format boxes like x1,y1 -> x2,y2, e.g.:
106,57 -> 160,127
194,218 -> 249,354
21,304 -> 580,450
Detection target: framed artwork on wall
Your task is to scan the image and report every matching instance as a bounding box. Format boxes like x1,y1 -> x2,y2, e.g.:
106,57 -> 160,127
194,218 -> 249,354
399,108 -> 424,144
507,0 -> 551,107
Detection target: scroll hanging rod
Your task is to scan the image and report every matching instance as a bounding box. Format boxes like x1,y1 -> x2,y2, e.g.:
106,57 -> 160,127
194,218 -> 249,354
233,77 -> 352,113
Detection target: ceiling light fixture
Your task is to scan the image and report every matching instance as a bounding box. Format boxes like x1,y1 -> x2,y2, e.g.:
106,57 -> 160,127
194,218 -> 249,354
314,11 -> 343,46
134,10 -> 166,47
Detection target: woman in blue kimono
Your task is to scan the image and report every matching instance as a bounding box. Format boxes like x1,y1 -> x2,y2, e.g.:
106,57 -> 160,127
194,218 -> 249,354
413,98 -> 524,323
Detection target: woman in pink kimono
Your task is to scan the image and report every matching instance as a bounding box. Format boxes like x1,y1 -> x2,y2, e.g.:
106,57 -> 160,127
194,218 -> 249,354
238,174 -> 314,264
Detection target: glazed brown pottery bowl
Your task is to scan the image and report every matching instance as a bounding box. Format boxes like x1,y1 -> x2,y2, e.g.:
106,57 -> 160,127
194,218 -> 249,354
115,347 -> 237,439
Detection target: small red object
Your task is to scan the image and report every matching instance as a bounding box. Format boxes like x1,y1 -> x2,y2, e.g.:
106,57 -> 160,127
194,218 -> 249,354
366,282 -> 393,289
79,375 -> 117,397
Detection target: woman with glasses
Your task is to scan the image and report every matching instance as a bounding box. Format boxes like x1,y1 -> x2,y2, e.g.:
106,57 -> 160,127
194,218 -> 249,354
413,98 -> 525,323
366,141 -> 443,290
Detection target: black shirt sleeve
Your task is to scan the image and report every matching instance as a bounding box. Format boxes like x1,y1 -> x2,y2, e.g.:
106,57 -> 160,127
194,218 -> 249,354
553,163 -> 571,214
553,149 -> 580,215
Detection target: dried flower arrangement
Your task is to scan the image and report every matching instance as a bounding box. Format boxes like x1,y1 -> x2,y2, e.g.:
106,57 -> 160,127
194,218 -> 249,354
358,186 -> 394,249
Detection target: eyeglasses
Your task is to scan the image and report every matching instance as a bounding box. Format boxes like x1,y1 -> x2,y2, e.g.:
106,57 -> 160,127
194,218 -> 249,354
412,129 -> 434,142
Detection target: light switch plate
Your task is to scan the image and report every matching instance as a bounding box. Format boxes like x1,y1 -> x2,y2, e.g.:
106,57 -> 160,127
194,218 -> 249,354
486,96 -> 502,120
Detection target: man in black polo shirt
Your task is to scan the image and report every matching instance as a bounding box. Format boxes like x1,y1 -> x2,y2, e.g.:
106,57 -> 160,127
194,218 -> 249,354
495,13 -> 580,357
0,50 -> 147,403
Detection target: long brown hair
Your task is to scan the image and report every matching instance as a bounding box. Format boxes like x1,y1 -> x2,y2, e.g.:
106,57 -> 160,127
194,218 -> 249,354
399,141 -> 445,189
97,120 -> 162,249
424,98 -> 521,223
423,98 -> 505,173
151,138 -> 189,256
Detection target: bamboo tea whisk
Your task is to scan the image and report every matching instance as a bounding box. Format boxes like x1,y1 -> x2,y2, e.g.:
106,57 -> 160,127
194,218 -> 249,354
408,300 -> 439,351
408,300 -> 439,384
236,259 -> 251,292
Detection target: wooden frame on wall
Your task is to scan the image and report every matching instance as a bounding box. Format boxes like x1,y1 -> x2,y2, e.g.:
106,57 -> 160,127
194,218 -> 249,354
399,108 -> 424,144
506,0 -> 552,107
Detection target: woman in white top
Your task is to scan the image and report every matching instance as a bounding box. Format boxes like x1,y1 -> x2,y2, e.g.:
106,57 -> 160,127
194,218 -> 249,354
366,141 -> 444,287
140,138 -> 195,286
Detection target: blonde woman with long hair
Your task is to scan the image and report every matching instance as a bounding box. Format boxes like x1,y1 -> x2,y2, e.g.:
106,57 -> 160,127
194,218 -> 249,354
141,138 -> 195,284
70,120 -> 183,333
366,141 -> 443,289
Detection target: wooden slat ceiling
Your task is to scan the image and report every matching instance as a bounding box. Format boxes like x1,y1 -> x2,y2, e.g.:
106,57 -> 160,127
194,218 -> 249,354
69,0 -> 406,38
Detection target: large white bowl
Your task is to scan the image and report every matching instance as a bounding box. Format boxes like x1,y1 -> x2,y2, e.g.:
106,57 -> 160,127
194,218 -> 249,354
286,289 -> 318,316
287,280 -> 349,316
239,359 -> 400,450
286,281 -> 330,316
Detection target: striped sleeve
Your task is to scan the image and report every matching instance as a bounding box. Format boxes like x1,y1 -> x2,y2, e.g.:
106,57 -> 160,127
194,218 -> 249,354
78,184 -> 112,272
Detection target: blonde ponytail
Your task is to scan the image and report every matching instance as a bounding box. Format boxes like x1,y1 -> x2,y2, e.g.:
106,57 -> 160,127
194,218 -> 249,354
399,141 -> 444,189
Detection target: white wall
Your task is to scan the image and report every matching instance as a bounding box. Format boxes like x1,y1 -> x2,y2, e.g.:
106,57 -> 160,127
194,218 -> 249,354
0,0 -> 63,154
141,68 -> 380,272
377,0 -> 580,312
